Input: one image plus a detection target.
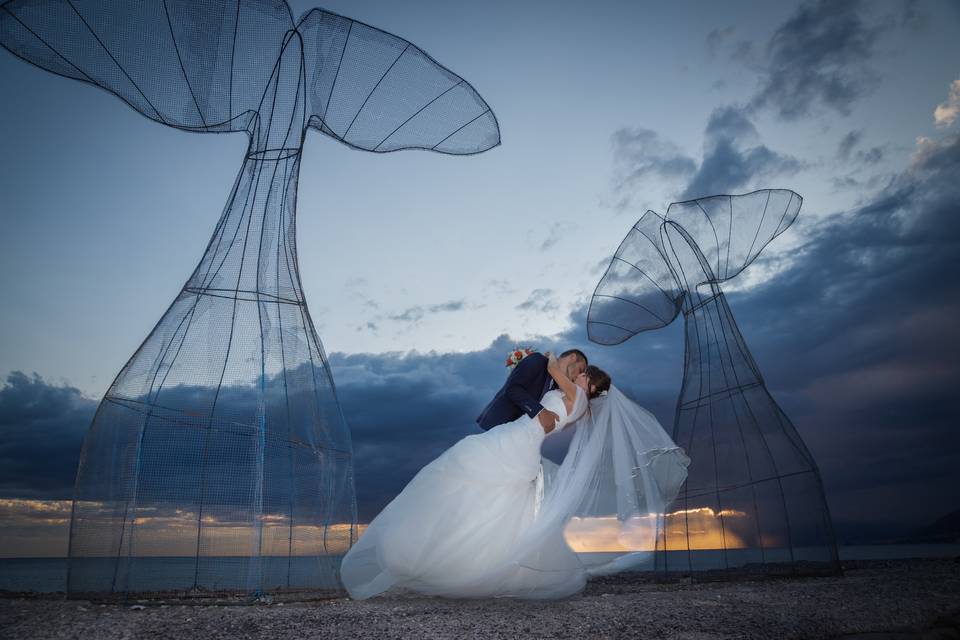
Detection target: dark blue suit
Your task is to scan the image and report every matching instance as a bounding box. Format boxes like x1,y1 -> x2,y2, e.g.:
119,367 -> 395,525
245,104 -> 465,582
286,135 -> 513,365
476,352 -> 555,431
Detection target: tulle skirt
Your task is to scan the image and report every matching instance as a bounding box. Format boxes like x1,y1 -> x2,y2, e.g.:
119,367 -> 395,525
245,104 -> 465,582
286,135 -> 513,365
339,415 -> 569,599
340,386 -> 692,600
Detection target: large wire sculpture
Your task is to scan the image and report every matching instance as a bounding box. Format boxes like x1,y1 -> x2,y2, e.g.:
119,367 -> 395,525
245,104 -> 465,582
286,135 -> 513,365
0,0 -> 499,598
587,190 -> 841,579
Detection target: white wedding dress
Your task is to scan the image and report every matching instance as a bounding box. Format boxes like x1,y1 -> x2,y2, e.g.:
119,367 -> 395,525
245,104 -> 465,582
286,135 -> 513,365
340,384 -> 690,600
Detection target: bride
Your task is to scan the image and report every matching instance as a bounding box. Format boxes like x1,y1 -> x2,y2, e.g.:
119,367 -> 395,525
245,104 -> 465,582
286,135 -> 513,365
340,353 -> 690,600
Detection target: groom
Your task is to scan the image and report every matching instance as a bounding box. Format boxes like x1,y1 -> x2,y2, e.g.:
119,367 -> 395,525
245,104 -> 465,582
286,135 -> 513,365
476,349 -> 588,432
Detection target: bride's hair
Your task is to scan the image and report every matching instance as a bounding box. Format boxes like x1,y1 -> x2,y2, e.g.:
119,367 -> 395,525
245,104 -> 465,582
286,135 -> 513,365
585,365 -> 611,399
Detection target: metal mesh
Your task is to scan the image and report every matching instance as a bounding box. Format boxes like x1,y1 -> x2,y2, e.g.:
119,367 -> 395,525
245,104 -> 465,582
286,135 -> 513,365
1,0 -> 499,598
588,190 -> 842,579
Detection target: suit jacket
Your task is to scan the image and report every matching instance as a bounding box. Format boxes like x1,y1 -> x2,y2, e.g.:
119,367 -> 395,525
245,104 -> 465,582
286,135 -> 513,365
476,352 -> 555,431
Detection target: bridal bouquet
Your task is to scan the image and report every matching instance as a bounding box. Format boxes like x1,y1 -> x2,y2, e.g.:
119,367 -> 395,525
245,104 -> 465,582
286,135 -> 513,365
506,346 -> 537,370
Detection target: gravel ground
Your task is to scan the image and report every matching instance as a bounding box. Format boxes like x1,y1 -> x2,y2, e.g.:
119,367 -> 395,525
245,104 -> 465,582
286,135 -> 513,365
2,558 -> 958,640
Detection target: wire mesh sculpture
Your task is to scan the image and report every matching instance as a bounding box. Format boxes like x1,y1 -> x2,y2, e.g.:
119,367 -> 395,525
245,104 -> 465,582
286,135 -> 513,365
0,0 -> 499,598
587,190 -> 841,579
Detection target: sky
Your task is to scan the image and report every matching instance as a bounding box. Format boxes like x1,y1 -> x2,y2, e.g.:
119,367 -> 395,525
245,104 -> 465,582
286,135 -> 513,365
1,0 -> 959,555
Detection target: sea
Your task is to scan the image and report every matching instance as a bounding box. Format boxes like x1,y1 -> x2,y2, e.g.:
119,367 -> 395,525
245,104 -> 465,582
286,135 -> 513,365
1,544 -> 959,594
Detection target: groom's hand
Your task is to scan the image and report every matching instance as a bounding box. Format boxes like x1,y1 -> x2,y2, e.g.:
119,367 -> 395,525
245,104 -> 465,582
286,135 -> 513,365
537,410 -> 559,430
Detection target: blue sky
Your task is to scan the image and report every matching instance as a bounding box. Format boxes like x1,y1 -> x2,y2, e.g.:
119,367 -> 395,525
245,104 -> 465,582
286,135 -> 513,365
1,0 -> 959,550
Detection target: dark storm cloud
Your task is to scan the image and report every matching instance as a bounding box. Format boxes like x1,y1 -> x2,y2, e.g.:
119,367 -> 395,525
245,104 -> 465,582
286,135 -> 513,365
327,323 -> 683,521
2,137 -> 958,538
749,0 -> 883,119
599,131 -> 960,539
682,106 -> 803,199
0,372 -> 95,499
714,134 -> 960,539
329,347 -> 501,519
327,332 -> 619,520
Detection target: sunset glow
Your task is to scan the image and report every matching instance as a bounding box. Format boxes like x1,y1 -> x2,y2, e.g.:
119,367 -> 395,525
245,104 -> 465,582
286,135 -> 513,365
3,497 -> 770,558
563,507 -> 753,553
0,499 -> 360,558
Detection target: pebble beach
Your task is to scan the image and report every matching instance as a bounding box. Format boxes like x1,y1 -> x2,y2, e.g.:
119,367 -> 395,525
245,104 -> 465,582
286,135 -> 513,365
2,558 -> 958,640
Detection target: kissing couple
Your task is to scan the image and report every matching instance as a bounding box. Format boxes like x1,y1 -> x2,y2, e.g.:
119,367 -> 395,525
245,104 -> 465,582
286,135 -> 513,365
340,348 -> 689,600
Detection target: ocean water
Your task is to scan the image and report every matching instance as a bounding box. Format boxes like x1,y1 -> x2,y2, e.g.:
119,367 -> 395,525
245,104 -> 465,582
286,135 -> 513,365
0,556 -> 342,595
2,544 -> 958,594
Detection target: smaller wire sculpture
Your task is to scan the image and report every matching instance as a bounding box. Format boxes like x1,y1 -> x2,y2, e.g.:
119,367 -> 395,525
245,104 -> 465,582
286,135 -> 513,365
588,189 -> 841,579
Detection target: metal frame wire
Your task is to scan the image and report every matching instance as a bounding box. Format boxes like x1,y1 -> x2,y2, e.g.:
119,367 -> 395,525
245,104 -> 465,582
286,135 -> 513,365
588,190 -> 842,580
0,0 -> 500,598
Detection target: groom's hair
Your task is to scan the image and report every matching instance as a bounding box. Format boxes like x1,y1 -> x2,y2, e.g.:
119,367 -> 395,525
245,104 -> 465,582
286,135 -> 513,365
560,348 -> 588,366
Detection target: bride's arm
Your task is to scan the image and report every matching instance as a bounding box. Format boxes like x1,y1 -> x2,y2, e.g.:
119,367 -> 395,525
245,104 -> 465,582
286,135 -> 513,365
547,353 -> 577,414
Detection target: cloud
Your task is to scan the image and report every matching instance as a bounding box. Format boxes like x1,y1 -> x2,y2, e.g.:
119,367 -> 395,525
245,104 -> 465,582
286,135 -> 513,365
326,326 -> 639,521
837,130 -> 863,160
539,223 -> 564,252
588,256 -> 611,276
326,323 -> 683,521
611,128 -> 698,183
682,106 -> 804,199
910,134 -> 960,171
934,78 -> 960,128
857,145 -> 884,164
748,0 -> 884,119
387,299 -> 466,323
704,105 -> 757,141
830,172 -> 886,193
515,288 -> 558,313
329,349 -> 499,519
0,372 -> 95,499
483,279 -> 515,296
600,132 -> 960,538
705,26 -> 735,58
0,330 -> 630,526
837,129 -> 885,167
609,108 -> 801,209
705,25 -> 753,65
610,127 -> 697,210
714,134 -> 960,535
356,321 -> 378,333
3,138 -> 960,540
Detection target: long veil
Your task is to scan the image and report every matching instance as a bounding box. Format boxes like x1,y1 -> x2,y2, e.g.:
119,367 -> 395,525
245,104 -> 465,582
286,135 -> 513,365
479,384 -> 691,599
